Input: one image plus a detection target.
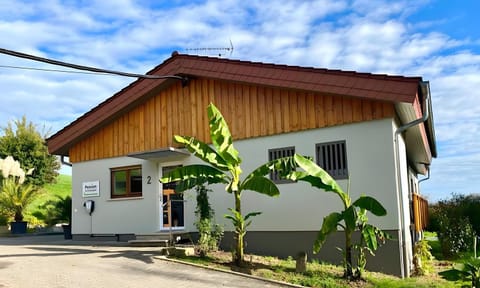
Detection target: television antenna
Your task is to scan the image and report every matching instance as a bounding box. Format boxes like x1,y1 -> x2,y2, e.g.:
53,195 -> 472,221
185,40 -> 234,57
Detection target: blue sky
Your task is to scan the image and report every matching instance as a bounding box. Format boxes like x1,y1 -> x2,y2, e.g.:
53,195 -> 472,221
0,0 -> 479,202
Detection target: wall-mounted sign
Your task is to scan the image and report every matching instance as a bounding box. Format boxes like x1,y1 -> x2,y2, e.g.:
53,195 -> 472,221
82,181 -> 100,197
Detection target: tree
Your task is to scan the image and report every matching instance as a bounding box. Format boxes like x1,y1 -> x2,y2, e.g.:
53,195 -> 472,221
160,103 -> 295,266
288,154 -> 389,280
0,116 -> 59,187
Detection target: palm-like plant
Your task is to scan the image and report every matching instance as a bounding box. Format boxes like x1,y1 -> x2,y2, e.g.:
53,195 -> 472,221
161,103 -> 295,266
288,154 -> 389,279
0,177 -> 39,222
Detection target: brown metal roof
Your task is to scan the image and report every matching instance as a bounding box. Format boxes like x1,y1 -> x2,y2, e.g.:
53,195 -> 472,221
47,52 -> 423,156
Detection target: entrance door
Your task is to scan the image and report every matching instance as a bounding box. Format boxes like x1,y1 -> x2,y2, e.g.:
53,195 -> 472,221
161,166 -> 184,229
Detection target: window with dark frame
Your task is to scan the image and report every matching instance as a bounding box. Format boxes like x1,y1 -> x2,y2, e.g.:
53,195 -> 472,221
111,165 -> 142,198
268,146 -> 295,183
316,140 -> 348,180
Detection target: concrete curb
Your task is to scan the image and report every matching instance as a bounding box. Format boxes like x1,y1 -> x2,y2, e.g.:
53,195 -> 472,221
157,255 -> 306,288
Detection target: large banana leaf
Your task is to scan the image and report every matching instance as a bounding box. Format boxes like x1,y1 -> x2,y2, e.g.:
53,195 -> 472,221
352,196 -> 387,216
207,103 -> 241,167
291,154 -> 349,206
314,212 -> 343,253
174,135 -> 230,171
160,165 -> 228,192
246,156 -> 297,179
241,175 -> 280,197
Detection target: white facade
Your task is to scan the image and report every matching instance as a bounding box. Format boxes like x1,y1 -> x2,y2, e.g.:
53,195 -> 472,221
72,117 -> 411,235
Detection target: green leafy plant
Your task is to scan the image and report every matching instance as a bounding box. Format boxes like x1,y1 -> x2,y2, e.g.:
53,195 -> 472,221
32,195 -> 72,226
429,194 -> 477,258
161,103 -> 295,266
0,116 -> 59,187
288,154 -> 389,280
194,185 -> 223,257
413,239 -> 434,276
440,257 -> 480,288
0,156 -> 39,222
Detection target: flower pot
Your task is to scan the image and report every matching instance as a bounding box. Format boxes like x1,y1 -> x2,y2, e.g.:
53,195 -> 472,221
10,221 -> 27,234
62,224 -> 72,240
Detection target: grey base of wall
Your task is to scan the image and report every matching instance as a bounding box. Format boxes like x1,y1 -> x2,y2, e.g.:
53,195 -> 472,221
72,234 -> 135,242
72,230 -> 403,276
219,230 -> 402,277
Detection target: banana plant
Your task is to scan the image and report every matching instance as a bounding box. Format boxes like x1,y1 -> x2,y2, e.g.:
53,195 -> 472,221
160,103 -> 296,266
288,154 -> 389,279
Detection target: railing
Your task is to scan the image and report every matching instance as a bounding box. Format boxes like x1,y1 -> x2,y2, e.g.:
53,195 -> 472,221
412,193 -> 429,232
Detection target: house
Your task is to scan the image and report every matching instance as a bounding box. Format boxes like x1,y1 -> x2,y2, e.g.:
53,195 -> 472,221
47,52 -> 436,277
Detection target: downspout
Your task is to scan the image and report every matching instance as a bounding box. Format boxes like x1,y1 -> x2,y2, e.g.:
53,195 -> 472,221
394,81 -> 430,278
61,155 -> 72,167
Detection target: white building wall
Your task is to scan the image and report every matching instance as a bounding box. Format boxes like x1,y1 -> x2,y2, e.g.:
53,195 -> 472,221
196,118 -> 401,232
72,157 -> 160,234
71,118 -> 402,236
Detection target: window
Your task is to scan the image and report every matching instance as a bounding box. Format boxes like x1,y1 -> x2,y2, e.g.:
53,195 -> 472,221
111,165 -> 142,198
268,146 -> 295,183
316,141 -> 348,179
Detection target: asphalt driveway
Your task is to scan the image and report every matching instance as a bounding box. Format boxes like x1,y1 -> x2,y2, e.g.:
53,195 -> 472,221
0,235 -> 290,288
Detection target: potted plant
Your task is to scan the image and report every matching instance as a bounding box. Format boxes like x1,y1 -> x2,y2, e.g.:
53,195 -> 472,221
34,195 -> 72,239
0,212 -> 9,234
0,156 -> 37,234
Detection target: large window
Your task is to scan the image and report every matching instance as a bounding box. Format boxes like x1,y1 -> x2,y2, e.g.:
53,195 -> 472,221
111,165 -> 142,198
268,146 -> 295,183
316,140 -> 348,179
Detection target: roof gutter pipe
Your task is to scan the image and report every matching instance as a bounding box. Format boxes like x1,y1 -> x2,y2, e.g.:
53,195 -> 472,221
393,81 -> 430,278
61,156 -> 72,167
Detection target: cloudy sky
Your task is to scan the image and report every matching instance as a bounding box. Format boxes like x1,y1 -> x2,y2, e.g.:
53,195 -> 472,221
0,0 -> 478,202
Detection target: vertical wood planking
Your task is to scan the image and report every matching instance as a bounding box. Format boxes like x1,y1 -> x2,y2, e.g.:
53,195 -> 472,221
250,86 -> 259,137
325,95 -> 335,126
68,79 -> 399,162
257,86 -> 266,135
314,93 -> 325,128
265,87 -> 274,135
306,92 -> 316,129
362,100 -> 373,121
281,90 -> 289,132
289,90 -> 299,131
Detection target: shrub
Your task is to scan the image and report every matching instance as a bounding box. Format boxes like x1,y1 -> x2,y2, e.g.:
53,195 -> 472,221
194,185 -> 223,257
429,193 -> 478,258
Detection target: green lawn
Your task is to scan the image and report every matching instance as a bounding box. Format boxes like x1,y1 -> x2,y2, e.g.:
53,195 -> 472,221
26,174 -> 72,225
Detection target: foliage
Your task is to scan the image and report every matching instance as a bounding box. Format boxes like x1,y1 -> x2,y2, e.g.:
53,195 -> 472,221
440,257 -> 480,288
0,116 -> 59,187
429,193 -> 478,258
32,195 -> 72,226
161,103 -> 296,266
288,154 -> 389,280
194,185 -> 223,257
0,156 -> 40,222
173,250 -> 455,288
27,174 -> 72,225
413,240 -> 434,276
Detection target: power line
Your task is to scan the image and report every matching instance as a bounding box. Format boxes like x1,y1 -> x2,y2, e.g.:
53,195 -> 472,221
0,47 -> 188,84
0,64 -> 111,75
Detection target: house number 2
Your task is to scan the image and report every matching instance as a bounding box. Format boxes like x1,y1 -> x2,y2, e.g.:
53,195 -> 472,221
147,176 -> 152,184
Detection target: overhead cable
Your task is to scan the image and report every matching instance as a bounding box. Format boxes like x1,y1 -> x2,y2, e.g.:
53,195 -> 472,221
0,47 -> 186,82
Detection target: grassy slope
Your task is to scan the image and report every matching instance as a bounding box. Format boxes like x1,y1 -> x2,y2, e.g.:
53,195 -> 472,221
26,174 -> 72,224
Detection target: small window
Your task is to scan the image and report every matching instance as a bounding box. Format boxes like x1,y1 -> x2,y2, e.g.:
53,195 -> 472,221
111,165 -> 142,198
316,141 -> 348,179
268,146 -> 295,183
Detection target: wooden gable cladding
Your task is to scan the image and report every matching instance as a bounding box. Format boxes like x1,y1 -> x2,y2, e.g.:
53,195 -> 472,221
68,78 -> 395,163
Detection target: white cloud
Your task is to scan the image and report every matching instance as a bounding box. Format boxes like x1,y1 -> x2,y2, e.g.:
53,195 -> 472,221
0,0 -> 479,202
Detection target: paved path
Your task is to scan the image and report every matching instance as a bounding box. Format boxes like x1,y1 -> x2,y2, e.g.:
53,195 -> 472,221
0,235 -> 287,288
